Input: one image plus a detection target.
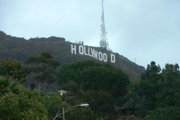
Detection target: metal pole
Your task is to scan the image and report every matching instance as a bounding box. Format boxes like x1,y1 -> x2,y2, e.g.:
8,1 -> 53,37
53,103 -> 89,120
63,107 -> 65,120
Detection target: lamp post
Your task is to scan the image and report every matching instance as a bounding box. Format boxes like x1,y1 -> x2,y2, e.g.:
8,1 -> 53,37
53,103 -> 89,120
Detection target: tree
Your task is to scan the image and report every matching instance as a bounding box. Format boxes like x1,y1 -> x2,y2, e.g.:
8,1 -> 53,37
156,64 -> 180,108
0,76 -> 22,96
0,76 -> 48,120
135,62 -> 162,116
66,107 -> 98,120
43,92 -> 65,119
25,52 -> 60,90
0,59 -> 26,82
57,60 -> 130,119
141,61 -> 161,81
144,106 -> 180,120
90,90 -> 114,116
57,60 -> 130,97
129,62 -> 180,118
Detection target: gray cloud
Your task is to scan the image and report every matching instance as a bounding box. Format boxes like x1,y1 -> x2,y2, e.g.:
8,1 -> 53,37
0,0 -> 180,67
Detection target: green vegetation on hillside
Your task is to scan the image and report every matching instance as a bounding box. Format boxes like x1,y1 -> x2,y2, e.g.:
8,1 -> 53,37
0,30 -> 144,79
125,61 -> 180,119
0,53 -> 130,120
57,60 -> 130,119
0,76 -> 48,120
0,53 -> 180,120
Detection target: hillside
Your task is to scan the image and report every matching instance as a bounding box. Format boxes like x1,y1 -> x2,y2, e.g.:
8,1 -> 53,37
1,31 -> 179,120
0,31 -> 144,79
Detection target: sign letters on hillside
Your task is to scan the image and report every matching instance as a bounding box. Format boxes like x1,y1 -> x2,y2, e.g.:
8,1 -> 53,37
71,44 -> 116,63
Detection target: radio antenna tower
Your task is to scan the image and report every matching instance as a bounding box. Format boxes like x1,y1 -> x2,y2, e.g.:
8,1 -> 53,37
99,0 -> 109,49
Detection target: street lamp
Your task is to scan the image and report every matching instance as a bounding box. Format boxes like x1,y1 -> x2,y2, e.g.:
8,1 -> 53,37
75,103 -> 89,107
53,103 -> 89,120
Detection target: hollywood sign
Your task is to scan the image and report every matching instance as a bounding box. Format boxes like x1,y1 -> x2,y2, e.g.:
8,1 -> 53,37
71,44 -> 116,63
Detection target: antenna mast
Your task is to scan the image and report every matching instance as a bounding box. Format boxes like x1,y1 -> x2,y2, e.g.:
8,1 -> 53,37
99,0 -> 109,49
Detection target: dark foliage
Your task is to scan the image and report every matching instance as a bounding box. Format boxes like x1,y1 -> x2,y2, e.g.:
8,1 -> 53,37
0,31 -> 144,79
57,60 -> 130,119
126,61 -> 180,119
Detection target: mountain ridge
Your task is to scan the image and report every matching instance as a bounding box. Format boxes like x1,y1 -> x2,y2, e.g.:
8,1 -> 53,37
0,31 -> 144,79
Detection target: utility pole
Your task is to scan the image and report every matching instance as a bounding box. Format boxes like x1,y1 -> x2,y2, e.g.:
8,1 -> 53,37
62,107 -> 65,120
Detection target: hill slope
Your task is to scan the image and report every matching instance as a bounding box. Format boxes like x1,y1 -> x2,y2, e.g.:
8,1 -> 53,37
0,31 -> 144,79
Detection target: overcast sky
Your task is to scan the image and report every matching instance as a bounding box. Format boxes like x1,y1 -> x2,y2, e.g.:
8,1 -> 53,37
0,0 -> 180,67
